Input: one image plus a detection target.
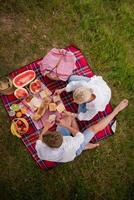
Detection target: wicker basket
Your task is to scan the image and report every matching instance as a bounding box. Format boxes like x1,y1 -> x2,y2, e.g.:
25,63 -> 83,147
0,76 -> 15,95
12,118 -> 29,134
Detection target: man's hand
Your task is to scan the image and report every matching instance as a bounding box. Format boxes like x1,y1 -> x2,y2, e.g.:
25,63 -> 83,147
57,117 -> 79,136
39,120 -> 55,139
57,118 -> 69,128
44,120 -> 55,130
39,120 -> 55,140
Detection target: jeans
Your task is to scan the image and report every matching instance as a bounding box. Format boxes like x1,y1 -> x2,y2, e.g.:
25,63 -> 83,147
56,125 -> 95,156
68,75 -> 91,83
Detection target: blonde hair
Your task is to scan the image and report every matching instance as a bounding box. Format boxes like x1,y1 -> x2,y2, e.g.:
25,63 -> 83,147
73,87 -> 93,104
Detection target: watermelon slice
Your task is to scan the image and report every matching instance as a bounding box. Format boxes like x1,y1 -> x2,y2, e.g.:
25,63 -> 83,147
14,88 -> 29,99
13,70 -> 36,88
29,79 -> 42,94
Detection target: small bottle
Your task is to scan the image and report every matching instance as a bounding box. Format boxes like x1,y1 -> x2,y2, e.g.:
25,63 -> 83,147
8,110 -> 16,117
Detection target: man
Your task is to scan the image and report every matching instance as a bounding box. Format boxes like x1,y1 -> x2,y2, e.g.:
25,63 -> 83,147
35,99 -> 128,163
54,75 -> 111,121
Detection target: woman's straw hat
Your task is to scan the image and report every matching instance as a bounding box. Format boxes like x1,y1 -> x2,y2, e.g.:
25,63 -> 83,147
73,87 -> 93,104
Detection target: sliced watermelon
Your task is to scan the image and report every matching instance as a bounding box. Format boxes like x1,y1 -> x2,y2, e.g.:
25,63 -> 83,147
30,79 -> 42,94
14,88 -> 29,99
13,70 -> 36,88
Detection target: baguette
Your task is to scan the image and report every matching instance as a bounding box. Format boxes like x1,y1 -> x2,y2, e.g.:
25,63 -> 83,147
32,99 -> 49,121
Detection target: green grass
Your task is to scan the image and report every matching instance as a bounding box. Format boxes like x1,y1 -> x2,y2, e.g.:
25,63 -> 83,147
0,0 -> 134,200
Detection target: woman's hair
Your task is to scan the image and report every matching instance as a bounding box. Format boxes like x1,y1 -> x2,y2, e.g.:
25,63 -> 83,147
42,131 -> 63,148
73,87 -> 93,104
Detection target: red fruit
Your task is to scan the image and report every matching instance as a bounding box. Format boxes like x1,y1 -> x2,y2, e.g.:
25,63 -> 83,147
32,83 -> 36,87
14,88 -> 29,99
22,127 -> 27,132
17,120 -> 23,126
13,70 -> 36,88
17,127 -> 22,132
30,80 -> 41,94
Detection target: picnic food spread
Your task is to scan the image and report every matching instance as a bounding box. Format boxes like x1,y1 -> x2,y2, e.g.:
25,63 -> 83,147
3,69 -> 67,137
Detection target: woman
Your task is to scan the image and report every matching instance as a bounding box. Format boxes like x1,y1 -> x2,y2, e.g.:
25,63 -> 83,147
54,75 -> 111,121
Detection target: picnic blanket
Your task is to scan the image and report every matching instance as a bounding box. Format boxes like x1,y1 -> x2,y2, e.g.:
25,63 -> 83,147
0,45 -> 115,170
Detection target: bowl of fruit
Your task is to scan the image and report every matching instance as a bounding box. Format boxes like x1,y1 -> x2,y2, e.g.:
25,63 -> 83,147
12,118 -> 29,135
29,79 -> 42,94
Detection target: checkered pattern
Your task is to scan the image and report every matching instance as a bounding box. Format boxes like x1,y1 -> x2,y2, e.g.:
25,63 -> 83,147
0,45 -> 115,170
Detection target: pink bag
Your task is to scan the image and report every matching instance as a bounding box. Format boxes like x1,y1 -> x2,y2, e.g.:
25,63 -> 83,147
40,48 -> 77,81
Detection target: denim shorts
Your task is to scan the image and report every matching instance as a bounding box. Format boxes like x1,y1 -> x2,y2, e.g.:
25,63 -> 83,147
56,126 -> 95,156
68,75 -> 91,83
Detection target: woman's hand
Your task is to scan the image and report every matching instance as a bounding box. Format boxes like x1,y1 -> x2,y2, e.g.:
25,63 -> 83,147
57,118 -> 69,128
54,88 -> 65,95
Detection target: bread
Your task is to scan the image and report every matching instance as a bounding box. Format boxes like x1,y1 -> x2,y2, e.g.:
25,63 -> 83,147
48,114 -> 56,122
32,100 -> 49,121
39,90 -> 48,98
40,88 -> 52,98
44,88 -> 52,96
53,95 -> 61,102
32,113 -> 41,121
30,97 -> 42,108
49,103 -> 57,112
56,103 -> 65,113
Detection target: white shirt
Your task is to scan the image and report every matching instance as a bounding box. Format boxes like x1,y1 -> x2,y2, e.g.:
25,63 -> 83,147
66,76 -> 111,121
35,132 -> 84,163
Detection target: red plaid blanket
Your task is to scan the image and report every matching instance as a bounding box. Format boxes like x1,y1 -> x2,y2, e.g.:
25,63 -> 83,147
0,45 -> 115,170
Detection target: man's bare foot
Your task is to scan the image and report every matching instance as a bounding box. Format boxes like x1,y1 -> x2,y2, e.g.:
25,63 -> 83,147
84,143 -> 100,150
114,99 -> 128,114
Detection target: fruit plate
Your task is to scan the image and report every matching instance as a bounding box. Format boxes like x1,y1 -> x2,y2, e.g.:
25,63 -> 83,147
12,118 -> 29,134
13,70 -> 36,88
14,88 -> 29,99
29,79 -> 42,94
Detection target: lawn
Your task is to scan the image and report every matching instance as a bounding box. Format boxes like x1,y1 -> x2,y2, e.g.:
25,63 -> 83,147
0,0 -> 134,200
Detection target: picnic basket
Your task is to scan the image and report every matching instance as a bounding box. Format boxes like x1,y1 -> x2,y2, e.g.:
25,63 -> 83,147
12,118 -> 29,134
0,76 -> 15,95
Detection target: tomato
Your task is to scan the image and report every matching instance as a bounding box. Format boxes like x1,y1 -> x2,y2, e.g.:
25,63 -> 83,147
17,120 -> 23,126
